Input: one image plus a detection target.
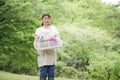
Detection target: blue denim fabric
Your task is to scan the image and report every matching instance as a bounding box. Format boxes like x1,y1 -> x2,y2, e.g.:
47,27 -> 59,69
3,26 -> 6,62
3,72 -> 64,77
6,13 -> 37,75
40,65 -> 55,78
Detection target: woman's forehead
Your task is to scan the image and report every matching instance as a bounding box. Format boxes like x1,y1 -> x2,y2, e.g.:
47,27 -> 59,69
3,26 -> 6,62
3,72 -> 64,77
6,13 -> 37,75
43,16 -> 50,18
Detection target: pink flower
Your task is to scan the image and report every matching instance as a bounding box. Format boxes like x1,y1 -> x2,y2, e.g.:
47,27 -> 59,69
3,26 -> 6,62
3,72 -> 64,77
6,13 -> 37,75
49,38 -> 56,42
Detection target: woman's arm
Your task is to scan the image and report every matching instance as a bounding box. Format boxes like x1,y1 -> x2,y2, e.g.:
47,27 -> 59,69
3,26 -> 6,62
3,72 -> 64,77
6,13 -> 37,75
33,35 -> 39,49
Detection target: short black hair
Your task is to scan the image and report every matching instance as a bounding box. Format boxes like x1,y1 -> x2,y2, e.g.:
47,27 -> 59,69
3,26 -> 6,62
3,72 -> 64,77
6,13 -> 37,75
42,14 -> 51,19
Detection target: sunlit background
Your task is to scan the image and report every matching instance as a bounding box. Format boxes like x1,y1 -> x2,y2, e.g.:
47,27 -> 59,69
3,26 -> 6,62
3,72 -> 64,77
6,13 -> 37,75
101,0 -> 120,5
0,0 -> 120,80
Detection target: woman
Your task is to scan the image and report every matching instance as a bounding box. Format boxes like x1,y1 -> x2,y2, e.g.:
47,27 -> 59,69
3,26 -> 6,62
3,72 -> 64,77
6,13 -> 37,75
33,14 -> 59,80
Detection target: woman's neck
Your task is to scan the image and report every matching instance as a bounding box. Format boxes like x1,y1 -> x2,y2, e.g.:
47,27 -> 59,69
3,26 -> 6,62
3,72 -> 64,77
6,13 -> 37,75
43,25 -> 50,29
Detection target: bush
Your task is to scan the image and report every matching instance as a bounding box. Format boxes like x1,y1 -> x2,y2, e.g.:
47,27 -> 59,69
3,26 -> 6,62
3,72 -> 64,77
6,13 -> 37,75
0,54 -> 10,70
55,61 -> 66,77
9,61 -> 37,75
60,67 -> 78,78
90,72 -> 106,80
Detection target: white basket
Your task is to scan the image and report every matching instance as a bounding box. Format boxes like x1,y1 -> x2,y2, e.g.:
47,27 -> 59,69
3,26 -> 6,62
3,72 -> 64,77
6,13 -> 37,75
36,39 -> 63,51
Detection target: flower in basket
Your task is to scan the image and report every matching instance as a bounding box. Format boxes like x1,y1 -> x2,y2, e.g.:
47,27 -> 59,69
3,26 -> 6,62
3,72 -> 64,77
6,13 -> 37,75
49,38 -> 57,42
36,37 -> 62,51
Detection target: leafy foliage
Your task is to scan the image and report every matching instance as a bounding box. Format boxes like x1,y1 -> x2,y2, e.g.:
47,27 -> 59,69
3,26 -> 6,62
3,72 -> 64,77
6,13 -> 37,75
0,0 -> 120,79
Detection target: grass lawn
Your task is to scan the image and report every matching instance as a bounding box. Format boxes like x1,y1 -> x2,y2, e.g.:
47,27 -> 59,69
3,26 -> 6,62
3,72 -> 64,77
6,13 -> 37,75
0,71 -> 78,80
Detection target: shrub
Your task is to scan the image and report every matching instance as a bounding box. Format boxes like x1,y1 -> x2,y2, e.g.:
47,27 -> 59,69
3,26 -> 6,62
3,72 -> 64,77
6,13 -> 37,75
0,54 -> 10,70
60,67 -> 78,78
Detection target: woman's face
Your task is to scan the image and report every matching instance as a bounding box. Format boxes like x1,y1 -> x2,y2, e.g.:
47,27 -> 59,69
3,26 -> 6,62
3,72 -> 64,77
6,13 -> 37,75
42,16 -> 51,26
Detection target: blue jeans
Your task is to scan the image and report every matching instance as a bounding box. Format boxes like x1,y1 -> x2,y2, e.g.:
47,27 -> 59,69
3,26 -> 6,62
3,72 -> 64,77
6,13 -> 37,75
40,65 -> 55,78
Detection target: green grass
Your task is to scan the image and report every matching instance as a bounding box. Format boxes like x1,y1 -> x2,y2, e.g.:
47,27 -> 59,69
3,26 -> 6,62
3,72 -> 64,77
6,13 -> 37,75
0,71 -> 77,80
